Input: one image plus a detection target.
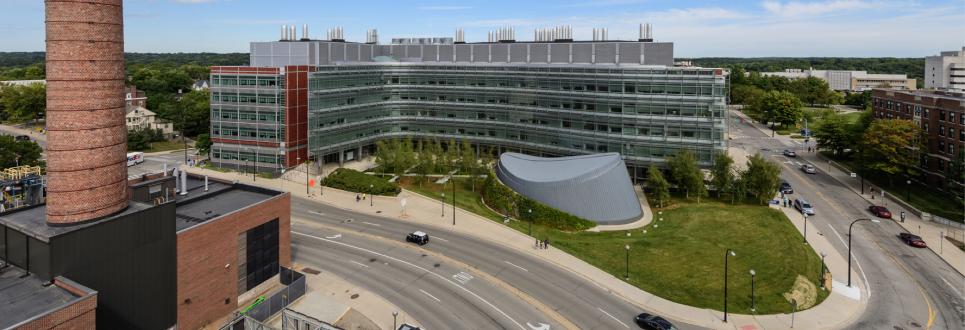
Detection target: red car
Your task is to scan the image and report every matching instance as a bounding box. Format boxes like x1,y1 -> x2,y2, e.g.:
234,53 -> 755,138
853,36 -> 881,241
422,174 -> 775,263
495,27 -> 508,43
868,205 -> 892,218
899,233 -> 927,248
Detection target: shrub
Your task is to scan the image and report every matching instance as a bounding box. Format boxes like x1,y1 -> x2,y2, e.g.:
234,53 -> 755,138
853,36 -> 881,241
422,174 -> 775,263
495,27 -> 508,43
482,170 -> 595,231
321,168 -> 400,196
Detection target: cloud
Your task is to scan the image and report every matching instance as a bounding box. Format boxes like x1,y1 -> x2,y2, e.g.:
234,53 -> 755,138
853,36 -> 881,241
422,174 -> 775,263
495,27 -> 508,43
418,6 -> 473,11
173,0 -> 220,4
654,8 -> 749,21
559,0 -> 650,7
761,0 -> 881,16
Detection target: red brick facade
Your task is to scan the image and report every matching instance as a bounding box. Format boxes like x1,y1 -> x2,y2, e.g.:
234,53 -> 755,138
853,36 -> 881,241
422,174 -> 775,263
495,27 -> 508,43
45,0 -> 129,224
283,65 -> 313,167
175,193 -> 291,330
872,89 -> 965,188
17,278 -> 97,330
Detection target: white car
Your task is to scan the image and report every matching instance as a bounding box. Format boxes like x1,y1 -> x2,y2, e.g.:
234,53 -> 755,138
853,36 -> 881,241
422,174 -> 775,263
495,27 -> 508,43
800,164 -> 817,174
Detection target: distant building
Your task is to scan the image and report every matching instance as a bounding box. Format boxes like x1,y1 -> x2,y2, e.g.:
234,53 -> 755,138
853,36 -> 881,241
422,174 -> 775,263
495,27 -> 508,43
126,105 -> 175,138
125,85 -> 147,108
761,69 -> 916,91
192,80 -> 209,91
925,47 -> 965,91
871,89 -> 964,189
0,79 -> 45,87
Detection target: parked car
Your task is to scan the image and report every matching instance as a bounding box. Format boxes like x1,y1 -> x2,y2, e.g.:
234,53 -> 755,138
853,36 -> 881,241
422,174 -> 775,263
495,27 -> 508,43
406,231 -> 429,245
397,324 -> 421,330
779,181 -> 794,194
14,135 -> 30,142
800,129 -> 812,136
800,164 -> 817,174
794,198 -> 815,216
634,313 -> 677,330
899,233 -> 927,248
868,205 -> 892,219
782,149 -> 797,158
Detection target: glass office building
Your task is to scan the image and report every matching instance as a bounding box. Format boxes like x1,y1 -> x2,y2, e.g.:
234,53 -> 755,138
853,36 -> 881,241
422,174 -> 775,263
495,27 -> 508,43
209,26 -> 728,177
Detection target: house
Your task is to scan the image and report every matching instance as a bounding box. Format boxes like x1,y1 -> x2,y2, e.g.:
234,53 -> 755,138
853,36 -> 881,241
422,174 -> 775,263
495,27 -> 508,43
126,105 -> 175,138
192,80 -> 209,91
126,85 -> 147,108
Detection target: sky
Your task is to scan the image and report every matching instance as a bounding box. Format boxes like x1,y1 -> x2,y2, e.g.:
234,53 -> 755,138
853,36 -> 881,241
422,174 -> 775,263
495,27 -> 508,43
2,0 -> 963,57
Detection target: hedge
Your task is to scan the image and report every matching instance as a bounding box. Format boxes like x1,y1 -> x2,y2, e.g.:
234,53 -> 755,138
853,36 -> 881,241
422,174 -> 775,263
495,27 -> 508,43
482,170 -> 596,231
321,168 -> 400,196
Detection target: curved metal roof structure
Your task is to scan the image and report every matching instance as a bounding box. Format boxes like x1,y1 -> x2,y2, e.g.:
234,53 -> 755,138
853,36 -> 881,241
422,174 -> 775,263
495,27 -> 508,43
496,152 -> 643,225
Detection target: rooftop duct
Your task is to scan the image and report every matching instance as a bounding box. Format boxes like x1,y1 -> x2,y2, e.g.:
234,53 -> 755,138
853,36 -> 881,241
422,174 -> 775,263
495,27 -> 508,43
327,26 -> 345,42
639,23 -> 653,42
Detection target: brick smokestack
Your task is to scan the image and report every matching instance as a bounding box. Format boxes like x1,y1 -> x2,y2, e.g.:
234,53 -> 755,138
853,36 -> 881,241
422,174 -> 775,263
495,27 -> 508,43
45,0 -> 129,224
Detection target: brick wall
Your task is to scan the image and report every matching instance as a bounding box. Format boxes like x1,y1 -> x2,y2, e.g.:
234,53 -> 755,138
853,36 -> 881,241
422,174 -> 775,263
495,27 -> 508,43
175,193 -> 291,330
18,279 -> 97,330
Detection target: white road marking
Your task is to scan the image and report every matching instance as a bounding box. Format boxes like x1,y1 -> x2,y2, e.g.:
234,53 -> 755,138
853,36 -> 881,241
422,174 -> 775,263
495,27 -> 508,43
825,224 -> 872,299
505,261 -> 529,272
596,308 -> 629,328
293,231 -> 526,330
420,289 -> 441,302
362,221 -> 382,227
309,211 -> 324,216
526,322 -> 551,330
433,236 -> 450,242
325,234 -> 342,239
350,260 -> 370,268
453,271 -> 474,285
939,276 -> 962,296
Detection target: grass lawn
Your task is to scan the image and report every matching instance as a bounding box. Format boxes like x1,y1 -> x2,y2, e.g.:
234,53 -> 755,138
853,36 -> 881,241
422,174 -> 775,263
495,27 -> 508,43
401,178 -> 829,314
829,154 -> 964,222
142,141 -> 187,153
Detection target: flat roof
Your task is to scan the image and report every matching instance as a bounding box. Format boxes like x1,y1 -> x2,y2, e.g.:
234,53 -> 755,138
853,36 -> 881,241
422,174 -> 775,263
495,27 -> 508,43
0,202 -> 153,243
0,267 -> 86,329
173,175 -> 282,232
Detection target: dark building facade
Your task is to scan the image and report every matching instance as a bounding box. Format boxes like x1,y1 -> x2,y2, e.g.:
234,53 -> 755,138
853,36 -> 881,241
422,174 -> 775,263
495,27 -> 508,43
871,89 -> 965,190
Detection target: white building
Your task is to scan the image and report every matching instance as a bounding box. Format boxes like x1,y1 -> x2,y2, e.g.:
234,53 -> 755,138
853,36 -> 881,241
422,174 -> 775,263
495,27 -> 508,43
925,47 -> 965,91
126,105 -> 175,138
760,69 -> 916,91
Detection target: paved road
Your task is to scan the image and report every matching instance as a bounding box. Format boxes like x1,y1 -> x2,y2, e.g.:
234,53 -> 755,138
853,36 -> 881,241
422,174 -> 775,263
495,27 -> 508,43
128,151 -> 189,178
730,113 -> 965,330
0,125 -> 45,148
292,222 -> 563,330
290,197 -> 705,330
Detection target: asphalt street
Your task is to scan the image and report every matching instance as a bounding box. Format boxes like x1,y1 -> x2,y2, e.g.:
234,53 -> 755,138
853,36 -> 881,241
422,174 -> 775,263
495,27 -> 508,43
128,151 -> 189,178
290,197 -> 705,330
730,113 -> 965,330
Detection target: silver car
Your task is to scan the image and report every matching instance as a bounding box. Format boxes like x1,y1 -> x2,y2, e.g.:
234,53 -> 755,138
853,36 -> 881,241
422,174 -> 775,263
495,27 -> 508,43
794,198 -> 815,215
800,164 -> 817,174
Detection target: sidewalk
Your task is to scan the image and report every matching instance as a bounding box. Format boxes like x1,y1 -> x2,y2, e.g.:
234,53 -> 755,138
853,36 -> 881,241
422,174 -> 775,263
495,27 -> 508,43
731,109 -> 965,276
186,163 -> 868,330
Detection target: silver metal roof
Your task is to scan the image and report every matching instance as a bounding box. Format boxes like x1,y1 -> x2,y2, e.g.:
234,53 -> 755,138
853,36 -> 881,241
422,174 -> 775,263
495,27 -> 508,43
496,152 -> 642,225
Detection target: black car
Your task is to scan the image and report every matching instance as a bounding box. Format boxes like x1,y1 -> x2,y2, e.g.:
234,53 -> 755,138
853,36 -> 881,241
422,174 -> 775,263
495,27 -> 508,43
398,324 -> 420,330
14,135 -> 30,142
779,181 -> 793,194
406,231 -> 429,245
634,313 -> 677,330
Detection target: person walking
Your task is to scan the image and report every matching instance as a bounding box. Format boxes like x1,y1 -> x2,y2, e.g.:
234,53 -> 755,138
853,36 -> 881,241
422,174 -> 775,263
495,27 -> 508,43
356,194 -> 361,203
545,238 -> 550,249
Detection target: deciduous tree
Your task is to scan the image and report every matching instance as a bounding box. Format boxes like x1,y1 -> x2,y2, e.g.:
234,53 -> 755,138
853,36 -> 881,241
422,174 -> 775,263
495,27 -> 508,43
710,152 -> 735,199
743,153 -> 782,204
667,150 -> 706,202
645,165 -> 671,208
862,119 -> 924,181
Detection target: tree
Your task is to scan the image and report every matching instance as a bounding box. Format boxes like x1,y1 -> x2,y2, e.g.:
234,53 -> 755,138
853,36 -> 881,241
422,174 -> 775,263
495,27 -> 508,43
710,152 -> 735,198
195,133 -> 212,157
0,83 -> 45,125
730,84 -> 765,106
753,90 -> 803,128
743,153 -> 782,204
862,119 -> 924,181
459,140 -> 478,191
0,136 -> 43,168
174,89 -> 210,137
813,113 -> 853,155
645,165 -> 671,208
446,138 -> 458,171
791,77 -> 839,106
844,90 -> 872,109
667,150 -> 706,202
415,140 -> 429,186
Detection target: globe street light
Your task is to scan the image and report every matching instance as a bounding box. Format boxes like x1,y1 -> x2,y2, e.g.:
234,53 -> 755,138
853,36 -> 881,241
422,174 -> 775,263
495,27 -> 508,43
369,184 -> 374,206
803,212 -> 809,244
625,244 -> 631,280
392,311 -> 398,330
527,209 -> 533,236
847,218 -> 880,287
749,269 -> 757,313
724,249 -> 736,323
441,193 -> 445,217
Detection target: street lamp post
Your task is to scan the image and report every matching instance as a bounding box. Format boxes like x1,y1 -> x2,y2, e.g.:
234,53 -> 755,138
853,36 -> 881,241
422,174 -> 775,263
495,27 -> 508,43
369,184 -> 374,206
441,193 -> 445,217
527,209 -> 532,236
451,175 -> 456,226
724,249 -> 736,322
803,213 -> 808,244
625,245 -> 630,280
749,269 -> 756,312
906,179 -> 912,202
847,218 -> 880,287
392,311 -> 398,330
177,89 -> 188,166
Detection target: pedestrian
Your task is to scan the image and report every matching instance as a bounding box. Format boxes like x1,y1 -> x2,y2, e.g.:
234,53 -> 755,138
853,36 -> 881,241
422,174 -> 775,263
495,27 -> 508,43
356,194 -> 360,203
363,194 -> 367,200
535,238 -> 540,249
545,238 -> 550,249
900,211 -> 906,223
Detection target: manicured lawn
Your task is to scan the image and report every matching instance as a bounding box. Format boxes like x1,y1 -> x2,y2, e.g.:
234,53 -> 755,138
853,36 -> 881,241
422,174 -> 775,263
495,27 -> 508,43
142,141 -> 187,153
401,177 -> 829,314
829,154 -> 964,222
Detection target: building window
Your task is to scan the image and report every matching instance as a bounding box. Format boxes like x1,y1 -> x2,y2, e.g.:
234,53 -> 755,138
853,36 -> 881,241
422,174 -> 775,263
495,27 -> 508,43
939,125 -> 945,136
940,111 -> 946,121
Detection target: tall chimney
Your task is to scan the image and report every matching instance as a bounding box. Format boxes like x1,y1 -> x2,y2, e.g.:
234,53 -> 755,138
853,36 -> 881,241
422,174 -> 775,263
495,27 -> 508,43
45,0 -> 129,224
